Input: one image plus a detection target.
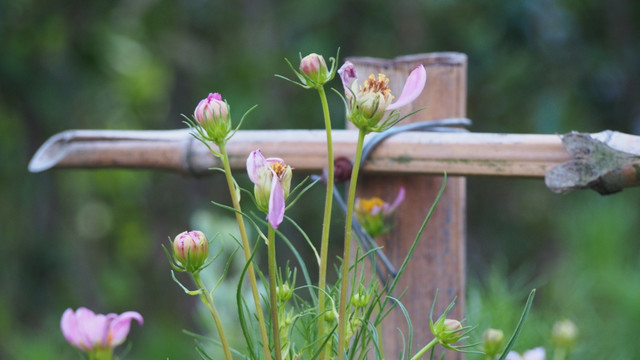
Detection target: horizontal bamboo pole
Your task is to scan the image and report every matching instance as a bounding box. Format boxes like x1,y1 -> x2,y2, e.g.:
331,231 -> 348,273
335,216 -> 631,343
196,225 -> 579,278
29,128 -> 574,177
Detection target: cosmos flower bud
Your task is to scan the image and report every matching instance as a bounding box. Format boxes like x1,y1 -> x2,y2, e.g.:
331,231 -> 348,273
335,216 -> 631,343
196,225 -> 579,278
483,328 -> 505,357
332,156 -> 353,183
172,230 -> 209,273
276,283 -> 294,303
551,319 -> 578,350
350,286 -> 371,309
193,92 -> 232,144
324,309 -> 338,324
299,53 -> 329,86
350,293 -> 367,308
444,319 -> 462,331
433,317 -> 464,345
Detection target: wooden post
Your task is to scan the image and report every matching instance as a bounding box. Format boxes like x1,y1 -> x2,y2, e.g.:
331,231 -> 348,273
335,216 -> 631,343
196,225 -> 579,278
349,53 -> 466,359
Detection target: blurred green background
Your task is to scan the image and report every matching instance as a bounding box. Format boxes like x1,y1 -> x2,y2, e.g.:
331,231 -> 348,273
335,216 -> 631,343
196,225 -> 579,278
2,0 -> 640,358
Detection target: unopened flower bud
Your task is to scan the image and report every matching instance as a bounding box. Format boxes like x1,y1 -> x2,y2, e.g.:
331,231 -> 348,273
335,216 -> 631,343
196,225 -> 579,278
483,328 -> 505,357
444,319 -> 462,332
552,319 -> 578,350
333,156 -> 353,183
433,318 -> 464,345
276,283 -> 294,303
299,53 -> 329,86
324,309 -> 338,324
350,292 -> 370,309
173,230 -> 209,272
194,92 -> 231,144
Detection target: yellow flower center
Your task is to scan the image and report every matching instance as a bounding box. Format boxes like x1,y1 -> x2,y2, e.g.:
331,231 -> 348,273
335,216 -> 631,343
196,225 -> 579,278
359,197 -> 385,213
270,161 -> 288,177
361,73 -> 392,100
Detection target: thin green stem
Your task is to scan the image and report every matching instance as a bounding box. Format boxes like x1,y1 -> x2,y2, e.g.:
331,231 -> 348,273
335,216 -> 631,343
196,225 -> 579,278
193,273 -> 234,360
409,338 -> 439,360
89,348 -> 113,360
336,129 -> 366,358
218,142 -> 272,360
268,225 -> 283,360
316,85 -> 334,358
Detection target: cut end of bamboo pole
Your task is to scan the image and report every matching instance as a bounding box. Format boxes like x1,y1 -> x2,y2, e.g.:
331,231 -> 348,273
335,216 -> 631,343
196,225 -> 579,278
28,129 -> 195,174
28,131 -> 75,173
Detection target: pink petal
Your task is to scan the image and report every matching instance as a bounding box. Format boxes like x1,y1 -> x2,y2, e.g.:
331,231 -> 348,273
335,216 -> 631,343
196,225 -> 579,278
386,65 -> 427,111
267,173 -> 285,229
75,307 -> 104,350
61,308 -> 83,349
265,157 -> 285,166
523,347 -> 546,360
82,313 -> 113,348
386,187 -> 406,214
109,311 -> 144,347
505,352 -> 523,360
246,150 -> 266,184
370,205 -> 382,216
211,93 -> 222,101
194,98 -> 208,117
338,61 -> 357,90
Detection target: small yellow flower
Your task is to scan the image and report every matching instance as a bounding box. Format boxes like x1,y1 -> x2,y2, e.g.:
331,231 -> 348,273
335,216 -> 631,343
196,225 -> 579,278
354,187 -> 405,237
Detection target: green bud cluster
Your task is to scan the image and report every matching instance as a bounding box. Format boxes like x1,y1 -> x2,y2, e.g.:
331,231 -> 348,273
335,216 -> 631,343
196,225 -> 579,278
276,283 -> 294,304
482,328 -> 505,357
552,319 -> 578,350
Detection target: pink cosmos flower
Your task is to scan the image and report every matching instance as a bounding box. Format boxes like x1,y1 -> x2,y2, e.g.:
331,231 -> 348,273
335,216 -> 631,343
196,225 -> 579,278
246,149 -> 292,229
355,186 -> 405,216
61,307 -> 143,353
337,61 -> 427,130
505,347 -> 546,360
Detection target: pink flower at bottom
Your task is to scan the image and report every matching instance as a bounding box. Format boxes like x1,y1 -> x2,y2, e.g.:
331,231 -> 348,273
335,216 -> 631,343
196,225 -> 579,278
505,347 -> 546,360
61,307 -> 143,353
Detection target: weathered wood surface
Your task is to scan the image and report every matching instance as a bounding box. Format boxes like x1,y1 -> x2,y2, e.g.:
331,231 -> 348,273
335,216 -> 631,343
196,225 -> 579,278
349,53 -> 466,360
29,128 -> 575,177
546,131 -> 640,194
